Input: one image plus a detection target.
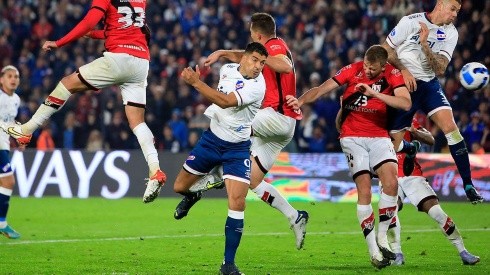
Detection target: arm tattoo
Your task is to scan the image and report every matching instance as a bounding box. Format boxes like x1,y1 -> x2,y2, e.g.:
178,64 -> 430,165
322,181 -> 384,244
383,43 -> 407,71
421,43 -> 449,76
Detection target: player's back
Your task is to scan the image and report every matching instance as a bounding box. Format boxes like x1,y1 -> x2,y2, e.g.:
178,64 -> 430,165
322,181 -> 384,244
262,38 -> 300,120
98,0 -> 150,60
0,90 -> 20,150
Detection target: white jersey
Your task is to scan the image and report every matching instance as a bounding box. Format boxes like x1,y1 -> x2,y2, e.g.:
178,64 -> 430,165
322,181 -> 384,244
386,12 -> 458,81
0,89 -> 20,150
204,63 -> 266,142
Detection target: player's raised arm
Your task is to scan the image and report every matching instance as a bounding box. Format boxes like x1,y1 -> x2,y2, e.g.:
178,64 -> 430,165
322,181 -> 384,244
297,78 -> 339,107
382,41 -> 416,92
204,50 -> 244,66
356,83 -> 411,111
265,54 -> 292,73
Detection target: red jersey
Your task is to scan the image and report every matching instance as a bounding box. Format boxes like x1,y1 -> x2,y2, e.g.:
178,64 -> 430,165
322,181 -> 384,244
262,38 -> 301,120
56,0 -> 150,60
397,119 -> 423,177
334,61 -> 405,138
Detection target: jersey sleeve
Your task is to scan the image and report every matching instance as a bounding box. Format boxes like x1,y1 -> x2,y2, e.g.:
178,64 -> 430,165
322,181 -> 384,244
438,27 -> 458,61
386,15 -> 415,48
266,40 -> 286,57
388,67 -> 406,89
332,64 -> 354,86
55,1 -> 108,47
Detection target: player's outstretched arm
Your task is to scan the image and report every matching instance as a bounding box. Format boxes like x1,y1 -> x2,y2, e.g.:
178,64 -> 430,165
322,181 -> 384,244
204,50 -> 244,66
181,65 -> 238,108
297,78 -> 339,107
356,83 -> 411,111
382,41 -> 417,92
43,7 -> 105,51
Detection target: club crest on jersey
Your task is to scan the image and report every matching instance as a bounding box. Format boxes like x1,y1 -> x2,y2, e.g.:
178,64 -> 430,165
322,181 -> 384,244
436,29 -> 446,41
235,80 -> 244,90
371,84 -> 381,92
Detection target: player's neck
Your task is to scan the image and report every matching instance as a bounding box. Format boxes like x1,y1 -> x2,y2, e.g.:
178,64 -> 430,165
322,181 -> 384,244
427,11 -> 443,26
0,87 -> 13,96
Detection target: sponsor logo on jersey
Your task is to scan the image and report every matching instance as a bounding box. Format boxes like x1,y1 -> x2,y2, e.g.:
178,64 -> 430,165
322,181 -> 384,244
391,68 -> 401,76
270,45 -> 282,51
371,84 -> 381,92
436,29 -> 446,41
390,28 -> 396,36
235,80 -> 244,90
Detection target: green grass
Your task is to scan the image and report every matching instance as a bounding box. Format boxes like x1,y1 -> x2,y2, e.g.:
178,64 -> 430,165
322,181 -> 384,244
1,197 -> 489,274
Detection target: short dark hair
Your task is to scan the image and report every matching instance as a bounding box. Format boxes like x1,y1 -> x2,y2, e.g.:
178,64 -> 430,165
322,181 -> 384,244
244,42 -> 269,58
250,13 -> 276,37
364,45 -> 388,64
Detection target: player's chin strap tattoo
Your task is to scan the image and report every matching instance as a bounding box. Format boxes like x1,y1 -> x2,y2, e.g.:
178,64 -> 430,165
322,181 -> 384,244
420,43 -> 449,76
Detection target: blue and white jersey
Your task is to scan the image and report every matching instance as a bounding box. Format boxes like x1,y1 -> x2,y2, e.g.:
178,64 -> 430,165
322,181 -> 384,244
386,12 -> 458,81
204,63 -> 265,142
0,88 -> 20,150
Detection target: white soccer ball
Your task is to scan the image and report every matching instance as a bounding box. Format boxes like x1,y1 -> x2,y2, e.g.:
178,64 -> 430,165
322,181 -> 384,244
459,62 -> 489,90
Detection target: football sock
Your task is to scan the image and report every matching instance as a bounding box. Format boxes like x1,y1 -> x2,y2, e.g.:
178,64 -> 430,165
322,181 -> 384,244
132,123 -> 160,176
22,82 -> 72,134
398,140 -> 416,154
224,210 -> 244,264
0,187 -> 13,228
252,181 -> 297,222
357,204 -> 379,257
387,216 -> 402,254
427,205 -> 465,253
446,130 -> 473,188
377,192 -> 398,249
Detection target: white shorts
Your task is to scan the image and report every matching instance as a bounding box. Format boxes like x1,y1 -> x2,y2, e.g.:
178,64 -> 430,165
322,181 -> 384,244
78,52 -> 149,106
250,107 -> 296,172
398,176 -> 438,210
340,137 -> 397,178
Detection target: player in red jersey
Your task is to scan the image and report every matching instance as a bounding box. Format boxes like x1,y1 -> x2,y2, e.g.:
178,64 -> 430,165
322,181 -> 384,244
287,45 -> 411,269
174,13 -> 309,251
385,118 -> 480,266
0,0 -> 166,202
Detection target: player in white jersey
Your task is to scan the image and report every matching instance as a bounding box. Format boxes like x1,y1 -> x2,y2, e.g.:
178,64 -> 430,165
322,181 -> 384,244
0,66 -> 22,239
173,42 -> 267,275
382,0 -> 484,204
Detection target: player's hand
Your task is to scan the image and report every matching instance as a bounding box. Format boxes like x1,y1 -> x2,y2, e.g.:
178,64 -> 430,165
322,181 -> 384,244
204,51 -> 222,67
285,95 -> 300,111
181,65 -> 201,86
355,83 -> 375,96
42,41 -> 58,51
418,22 -> 429,44
401,69 -> 417,92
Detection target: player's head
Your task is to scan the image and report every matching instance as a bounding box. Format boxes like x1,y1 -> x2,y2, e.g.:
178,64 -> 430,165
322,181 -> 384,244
0,65 -> 20,93
433,0 -> 461,25
250,13 -> 276,43
240,42 -> 268,79
363,45 -> 388,79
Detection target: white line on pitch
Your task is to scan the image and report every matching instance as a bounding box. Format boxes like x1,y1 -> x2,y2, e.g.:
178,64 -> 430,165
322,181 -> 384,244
1,228 -> 489,246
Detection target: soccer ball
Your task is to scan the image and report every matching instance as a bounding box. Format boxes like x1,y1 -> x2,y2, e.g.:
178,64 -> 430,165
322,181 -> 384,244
459,62 -> 489,90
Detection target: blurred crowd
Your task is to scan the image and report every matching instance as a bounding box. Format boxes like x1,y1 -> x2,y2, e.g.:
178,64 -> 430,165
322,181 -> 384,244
0,0 -> 489,153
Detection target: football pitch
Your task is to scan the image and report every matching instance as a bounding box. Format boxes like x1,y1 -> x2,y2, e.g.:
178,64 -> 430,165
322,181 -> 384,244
1,197 -> 488,274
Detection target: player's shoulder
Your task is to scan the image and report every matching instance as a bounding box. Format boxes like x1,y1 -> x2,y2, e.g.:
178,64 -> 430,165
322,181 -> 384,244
220,63 -> 239,74
265,37 -> 289,53
385,63 -> 402,78
403,12 -> 426,22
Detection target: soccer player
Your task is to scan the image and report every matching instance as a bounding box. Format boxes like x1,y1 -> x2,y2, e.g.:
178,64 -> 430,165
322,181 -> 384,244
174,42 -> 267,275
287,45 -> 411,269
175,12 -> 309,250
382,0 -> 484,203
0,65 -> 22,239
0,0 -> 167,202
386,118 -> 480,266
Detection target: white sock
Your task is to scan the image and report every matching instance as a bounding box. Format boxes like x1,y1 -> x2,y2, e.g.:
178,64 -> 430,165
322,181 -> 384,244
427,205 -> 465,253
377,192 -> 398,249
252,181 -> 297,222
133,123 -> 160,176
22,82 -> 72,134
388,216 -> 402,253
357,204 -> 380,257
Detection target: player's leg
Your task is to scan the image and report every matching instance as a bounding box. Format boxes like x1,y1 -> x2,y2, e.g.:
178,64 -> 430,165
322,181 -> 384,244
387,181 -> 406,265
429,109 -> 483,203
419,198 -> 480,265
220,178 -> 248,275
249,108 -> 309,249
0,151 -> 20,239
174,130 -> 224,219
341,137 -> 388,268
421,79 -> 482,203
